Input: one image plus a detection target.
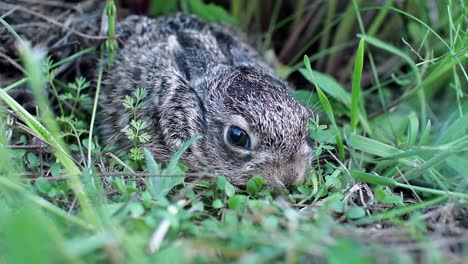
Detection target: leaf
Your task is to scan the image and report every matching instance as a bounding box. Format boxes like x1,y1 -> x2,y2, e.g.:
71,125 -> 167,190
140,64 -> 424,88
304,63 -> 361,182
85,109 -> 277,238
349,134 -> 402,157
123,96 -> 134,109
27,152 -> 39,167
129,147 -> 144,161
329,200 -> 345,213
246,175 -> 267,195
81,139 -> 95,151
131,119 -> 146,130
124,128 -> 136,140
65,232 -> 114,258
345,206 -> 366,219
212,199 -> 224,209
144,148 -> 162,195
224,181 -> 235,198
228,195 -> 246,211
35,177 -> 52,194
375,189 -> 403,204
75,76 -> 90,90
47,188 -> 58,198
325,170 -> 342,189
246,180 -> 258,195
166,136 -> 202,174
216,176 -> 226,190
146,136 -> 201,197
111,178 -> 127,194
140,191 -> 153,209
126,181 -> 138,193
252,175 -> 267,187
138,133 -> 151,143
58,93 -> 74,100
129,203 -> 145,218
50,163 -> 61,177
134,87 -> 148,101
297,186 -> 312,195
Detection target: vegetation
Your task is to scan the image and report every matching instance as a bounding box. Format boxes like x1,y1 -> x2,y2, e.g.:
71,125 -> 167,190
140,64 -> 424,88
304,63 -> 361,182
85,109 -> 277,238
0,0 -> 467,263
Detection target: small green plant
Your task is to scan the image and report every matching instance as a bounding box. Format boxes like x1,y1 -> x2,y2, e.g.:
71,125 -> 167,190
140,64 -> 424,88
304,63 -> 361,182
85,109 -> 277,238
122,87 -> 152,162
59,76 -> 92,116
308,113 -> 335,157
44,57 -> 64,117
43,56 -> 93,157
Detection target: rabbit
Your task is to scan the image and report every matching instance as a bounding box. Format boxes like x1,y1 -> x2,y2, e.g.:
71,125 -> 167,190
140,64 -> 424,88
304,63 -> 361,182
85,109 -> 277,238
99,14 -> 313,186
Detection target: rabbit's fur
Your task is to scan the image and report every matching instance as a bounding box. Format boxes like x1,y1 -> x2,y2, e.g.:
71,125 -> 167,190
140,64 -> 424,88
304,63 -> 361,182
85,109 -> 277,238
100,14 -> 312,186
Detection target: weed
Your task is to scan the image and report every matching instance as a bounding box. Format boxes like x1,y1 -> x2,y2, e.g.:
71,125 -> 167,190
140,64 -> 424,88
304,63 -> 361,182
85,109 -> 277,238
122,87 -> 152,162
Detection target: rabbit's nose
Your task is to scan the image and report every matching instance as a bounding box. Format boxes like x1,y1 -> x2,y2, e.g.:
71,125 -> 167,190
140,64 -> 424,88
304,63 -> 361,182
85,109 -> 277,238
279,173 -> 297,186
269,172 -> 297,187
264,166 -> 299,186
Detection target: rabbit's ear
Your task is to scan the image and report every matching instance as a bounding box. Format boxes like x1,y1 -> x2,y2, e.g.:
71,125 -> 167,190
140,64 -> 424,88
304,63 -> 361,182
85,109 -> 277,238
169,32 -> 229,81
157,74 -> 206,153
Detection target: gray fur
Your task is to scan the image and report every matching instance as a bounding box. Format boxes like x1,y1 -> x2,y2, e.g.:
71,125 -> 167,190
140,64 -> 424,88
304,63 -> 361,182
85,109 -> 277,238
100,14 -> 312,186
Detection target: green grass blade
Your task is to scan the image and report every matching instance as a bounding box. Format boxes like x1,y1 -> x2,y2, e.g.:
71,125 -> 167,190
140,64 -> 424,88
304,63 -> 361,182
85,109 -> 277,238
0,24 -> 101,227
147,136 -> 201,197
303,55 -> 345,161
367,0 -> 396,36
50,46 -> 96,69
298,65 -> 372,134
351,170 -> 468,199
395,181 -> 468,199
0,89 -> 54,145
87,48 -> 105,169
144,148 -> 161,176
0,17 -> 25,47
354,196 -> 446,225
349,134 -> 402,157
350,39 -> 365,133
350,170 -> 396,186
166,135 -> 202,172
3,78 -> 28,92
349,134 -> 418,166
406,113 -> 419,146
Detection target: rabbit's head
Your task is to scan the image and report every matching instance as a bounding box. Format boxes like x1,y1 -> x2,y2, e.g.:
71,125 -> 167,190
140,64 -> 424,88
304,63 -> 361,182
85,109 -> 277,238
187,65 -> 313,186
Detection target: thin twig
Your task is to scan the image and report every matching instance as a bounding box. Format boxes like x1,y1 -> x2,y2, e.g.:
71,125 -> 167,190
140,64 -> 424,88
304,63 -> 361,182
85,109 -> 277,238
0,2 -> 106,40
0,52 -> 26,74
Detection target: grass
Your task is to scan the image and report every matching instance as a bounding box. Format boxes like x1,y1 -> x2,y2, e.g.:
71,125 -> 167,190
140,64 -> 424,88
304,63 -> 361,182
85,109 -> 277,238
0,0 -> 467,263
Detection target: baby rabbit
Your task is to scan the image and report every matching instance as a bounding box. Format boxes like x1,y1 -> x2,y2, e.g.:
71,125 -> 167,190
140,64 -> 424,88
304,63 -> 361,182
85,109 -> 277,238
100,14 -> 312,186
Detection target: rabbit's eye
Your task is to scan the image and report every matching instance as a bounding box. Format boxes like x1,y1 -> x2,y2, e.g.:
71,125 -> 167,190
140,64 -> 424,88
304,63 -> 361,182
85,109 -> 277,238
226,126 -> 251,150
